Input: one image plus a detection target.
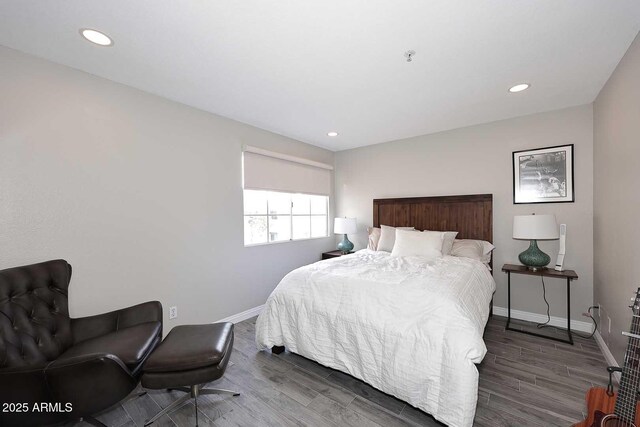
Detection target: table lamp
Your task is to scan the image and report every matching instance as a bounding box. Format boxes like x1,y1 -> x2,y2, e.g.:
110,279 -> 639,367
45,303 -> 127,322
513,214 -> 559,271
334,217 -> 357,254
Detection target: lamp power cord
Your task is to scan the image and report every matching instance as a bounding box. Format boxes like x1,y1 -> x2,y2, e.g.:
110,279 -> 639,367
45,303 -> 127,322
536,275 -> 598,339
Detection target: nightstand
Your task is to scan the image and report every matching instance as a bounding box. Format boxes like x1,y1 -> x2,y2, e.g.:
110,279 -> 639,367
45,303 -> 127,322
502,264 -> 578,345
321,250 -> 354,260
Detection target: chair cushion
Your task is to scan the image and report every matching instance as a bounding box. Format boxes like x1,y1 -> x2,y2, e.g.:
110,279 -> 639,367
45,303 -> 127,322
0,260 -> 73,369
143,323 -> 233,373
57,321 -> 161,370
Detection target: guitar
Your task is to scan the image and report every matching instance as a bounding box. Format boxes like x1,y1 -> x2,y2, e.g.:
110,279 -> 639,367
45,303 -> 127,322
574,287 -> 640,427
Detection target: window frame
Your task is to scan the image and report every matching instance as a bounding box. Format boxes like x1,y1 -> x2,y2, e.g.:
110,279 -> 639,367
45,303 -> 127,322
243,189 -> 330,247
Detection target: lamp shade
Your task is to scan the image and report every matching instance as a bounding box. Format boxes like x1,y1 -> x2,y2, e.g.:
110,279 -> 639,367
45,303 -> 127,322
334,217 -> 357,235
513,214 -> 559,240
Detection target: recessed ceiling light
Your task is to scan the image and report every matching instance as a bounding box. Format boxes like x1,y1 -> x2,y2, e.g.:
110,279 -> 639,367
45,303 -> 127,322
509,83 -> 530,93
327,131 -> 339,137
80,28 -> 113,46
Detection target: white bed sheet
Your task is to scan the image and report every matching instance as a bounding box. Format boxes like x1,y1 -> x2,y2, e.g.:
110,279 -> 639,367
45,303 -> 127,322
255,249 -> 496,427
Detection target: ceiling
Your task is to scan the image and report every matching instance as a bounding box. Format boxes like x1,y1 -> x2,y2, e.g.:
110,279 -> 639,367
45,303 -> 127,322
0,1 -> 638,151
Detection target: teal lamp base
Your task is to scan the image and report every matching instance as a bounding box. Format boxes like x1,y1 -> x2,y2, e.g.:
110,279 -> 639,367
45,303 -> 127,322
518,240 -> 551,271
337,234 -> 354,254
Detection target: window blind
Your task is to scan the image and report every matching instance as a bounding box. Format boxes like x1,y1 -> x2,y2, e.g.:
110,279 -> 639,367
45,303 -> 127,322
243,147 -> 332,196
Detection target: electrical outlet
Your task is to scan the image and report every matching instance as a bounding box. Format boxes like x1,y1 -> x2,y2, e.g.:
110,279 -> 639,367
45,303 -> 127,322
608,316 -> 611,334
169,306 -> 178,320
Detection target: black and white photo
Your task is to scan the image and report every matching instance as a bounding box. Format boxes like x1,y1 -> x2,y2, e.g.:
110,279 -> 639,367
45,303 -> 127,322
512,144 -> 575,204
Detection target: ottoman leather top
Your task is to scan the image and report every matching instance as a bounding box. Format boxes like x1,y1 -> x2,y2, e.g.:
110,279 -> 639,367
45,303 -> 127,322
144,323 -> 233,373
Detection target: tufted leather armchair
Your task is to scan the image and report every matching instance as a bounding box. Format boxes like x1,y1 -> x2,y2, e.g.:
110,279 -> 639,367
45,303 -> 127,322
0,260 -> 163,427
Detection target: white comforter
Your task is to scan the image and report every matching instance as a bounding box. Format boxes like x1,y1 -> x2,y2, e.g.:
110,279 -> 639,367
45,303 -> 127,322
255,249 -> 496,427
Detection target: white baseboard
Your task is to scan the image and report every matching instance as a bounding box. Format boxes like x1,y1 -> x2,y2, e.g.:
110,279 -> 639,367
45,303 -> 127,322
217,304 -> 264,324
594,330 -> 620,382
493,306 -> 594,333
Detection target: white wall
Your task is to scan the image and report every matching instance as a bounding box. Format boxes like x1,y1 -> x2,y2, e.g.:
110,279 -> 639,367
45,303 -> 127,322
594,32 -> 640,364
335,105 -> 594,320
0,46 -> 336,326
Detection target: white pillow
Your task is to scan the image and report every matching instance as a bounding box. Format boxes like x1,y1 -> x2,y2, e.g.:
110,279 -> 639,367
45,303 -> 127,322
424,230 -> 458,255
391,229 -> 443,260
377,225 -> 415,252
450,239 -> 495,264
367,227 -> 381,250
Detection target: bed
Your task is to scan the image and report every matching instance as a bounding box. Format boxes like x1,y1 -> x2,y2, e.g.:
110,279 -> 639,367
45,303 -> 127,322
255,194 -> 496,427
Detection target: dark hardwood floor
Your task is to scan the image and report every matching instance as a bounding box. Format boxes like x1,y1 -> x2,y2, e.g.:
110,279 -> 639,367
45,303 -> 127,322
68,315 -> 608,426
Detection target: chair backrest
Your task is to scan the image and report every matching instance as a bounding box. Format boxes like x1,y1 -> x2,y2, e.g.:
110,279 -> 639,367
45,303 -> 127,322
0,260 -> 73,369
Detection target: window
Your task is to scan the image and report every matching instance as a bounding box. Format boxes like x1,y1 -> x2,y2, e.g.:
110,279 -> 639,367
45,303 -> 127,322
244,190 -> 329,245
242,146 -> 333,245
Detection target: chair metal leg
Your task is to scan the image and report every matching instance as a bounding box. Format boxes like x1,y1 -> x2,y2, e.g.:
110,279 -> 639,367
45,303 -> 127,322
144,393 -> 190,426
199,388 -> 241,397
144,384 -> 240,425
194,394 -> 199,427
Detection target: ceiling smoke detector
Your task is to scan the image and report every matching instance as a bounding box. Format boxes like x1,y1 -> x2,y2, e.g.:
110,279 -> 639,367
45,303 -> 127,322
404,50 -> 416,62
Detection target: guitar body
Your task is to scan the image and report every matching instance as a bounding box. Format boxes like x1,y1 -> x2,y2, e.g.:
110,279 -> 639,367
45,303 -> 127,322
574,387 -> 640,427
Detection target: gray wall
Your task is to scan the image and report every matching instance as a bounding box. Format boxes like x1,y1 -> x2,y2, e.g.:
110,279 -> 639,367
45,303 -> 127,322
335,105 -> 594,321
594,33 -> 640,364
0,46 -> 335,327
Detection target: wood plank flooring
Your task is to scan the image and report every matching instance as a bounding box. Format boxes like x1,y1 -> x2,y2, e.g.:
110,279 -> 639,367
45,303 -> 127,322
67,315 -> 608,426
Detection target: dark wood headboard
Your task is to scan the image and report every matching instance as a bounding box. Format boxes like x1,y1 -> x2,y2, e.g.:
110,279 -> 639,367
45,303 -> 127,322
373,194 -> 494,314
373,194 -> 493,243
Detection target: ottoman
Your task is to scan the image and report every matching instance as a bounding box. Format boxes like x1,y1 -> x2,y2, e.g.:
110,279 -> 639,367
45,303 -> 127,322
141,323 -> 239,426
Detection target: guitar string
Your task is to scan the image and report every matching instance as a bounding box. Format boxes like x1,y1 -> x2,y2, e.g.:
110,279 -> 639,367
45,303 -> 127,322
631,312 -> 640,422
630,308 -> 639,423
624,317 -> 632,422
629,316 -> 638,423
624,321 -> 633,422
615,313 -> 628,420
635,298 -> 640,421
617,330 -> 630,422
624,312 -> 636,422
632,316 -> 636,424
615,300 -> 639,423
627,300 -> 638,423
623,306 -> 639,422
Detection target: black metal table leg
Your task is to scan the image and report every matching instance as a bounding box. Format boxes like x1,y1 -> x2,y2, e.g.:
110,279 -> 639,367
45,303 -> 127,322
506,271 -> 511,330
567,277 -> 573,344
504,272 -> 574,345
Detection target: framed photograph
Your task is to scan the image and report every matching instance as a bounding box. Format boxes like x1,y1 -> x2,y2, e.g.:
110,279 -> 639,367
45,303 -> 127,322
512,144 -> 574,204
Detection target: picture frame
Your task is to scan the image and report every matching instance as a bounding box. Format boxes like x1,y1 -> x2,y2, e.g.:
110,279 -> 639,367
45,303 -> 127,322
512,144 -> 574,204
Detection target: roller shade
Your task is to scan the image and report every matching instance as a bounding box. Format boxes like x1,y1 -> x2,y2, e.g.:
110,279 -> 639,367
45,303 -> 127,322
243,147 -> 332,196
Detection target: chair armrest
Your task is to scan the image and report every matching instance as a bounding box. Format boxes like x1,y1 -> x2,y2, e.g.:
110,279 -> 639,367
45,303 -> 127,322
44,353 -> 137,418
117,300 -> 163,329
71,301 -> 163,344
46,352 -> 130,372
